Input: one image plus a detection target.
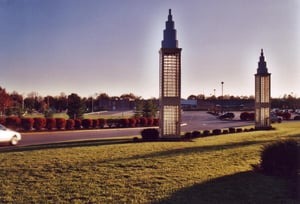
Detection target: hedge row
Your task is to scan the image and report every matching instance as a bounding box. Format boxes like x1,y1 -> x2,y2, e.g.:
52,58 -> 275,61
240,111 -> 295,121
0,117 -> 159,131
183,127 -> 255,140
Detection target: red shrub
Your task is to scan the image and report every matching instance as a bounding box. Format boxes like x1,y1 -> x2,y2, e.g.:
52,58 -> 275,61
82,119 -> 92,129
0,117 -> 6,125
153,118 -> 159,126
66,119 -> 75,130
140,117 -> 148,126
92,119 -> 99,128
147,118 -> 154,126
98,118 -> 106,128
46,118 -> 56,130
128,118 -> 137,127
107,119 -> 114,128
74,119 -> 82,129
5,117 -> 21,129
34,118 -> 46,130
21,118 -> 34,131
119,118 -> 129,128
135,118 -> 141,126
56,118 -> 66,130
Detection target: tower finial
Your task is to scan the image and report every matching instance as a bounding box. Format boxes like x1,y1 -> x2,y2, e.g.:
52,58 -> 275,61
169,9 -> 171,15
257,49 -> 268,74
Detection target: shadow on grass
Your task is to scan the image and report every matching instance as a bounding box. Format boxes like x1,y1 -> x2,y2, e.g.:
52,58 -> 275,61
154,171 -> 298,204
129,139 -> 278,161
0,138 -> 133,153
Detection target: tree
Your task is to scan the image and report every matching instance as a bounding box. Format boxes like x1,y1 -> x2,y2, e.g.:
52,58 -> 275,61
67,93 -> 86,119
55,93 -> 68,112
143,100 -> 158,118
0,87 -> 12,116
10,91 -> 25,116
96,93 -> 110,110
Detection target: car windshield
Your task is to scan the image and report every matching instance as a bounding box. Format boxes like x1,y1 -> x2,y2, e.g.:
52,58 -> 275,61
0,124 -> 7,130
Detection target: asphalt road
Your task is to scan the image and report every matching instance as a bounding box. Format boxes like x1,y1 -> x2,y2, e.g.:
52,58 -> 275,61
1,111 -> 253,148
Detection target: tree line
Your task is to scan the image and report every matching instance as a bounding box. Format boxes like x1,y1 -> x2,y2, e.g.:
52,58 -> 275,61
1,86 -> 299,118
0,87 -> 158,119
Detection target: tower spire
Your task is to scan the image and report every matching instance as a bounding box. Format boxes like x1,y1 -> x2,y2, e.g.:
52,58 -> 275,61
257,48 -> 268,74
162,9 -> 178,48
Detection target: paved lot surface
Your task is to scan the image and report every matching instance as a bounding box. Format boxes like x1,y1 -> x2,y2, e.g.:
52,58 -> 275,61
1,111 -> 253,148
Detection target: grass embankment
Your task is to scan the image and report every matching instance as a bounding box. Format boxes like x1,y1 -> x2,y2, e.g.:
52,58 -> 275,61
0,122 -> 299,203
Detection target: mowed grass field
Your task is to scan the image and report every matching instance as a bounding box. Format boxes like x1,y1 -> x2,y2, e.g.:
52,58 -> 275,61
0,122 -> 299,203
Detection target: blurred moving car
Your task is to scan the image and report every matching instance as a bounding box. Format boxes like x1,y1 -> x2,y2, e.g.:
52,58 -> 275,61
0,124 -> 22,146
219,112 -> 235,120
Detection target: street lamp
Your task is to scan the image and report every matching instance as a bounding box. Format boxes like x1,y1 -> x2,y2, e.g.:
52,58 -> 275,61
221,82 -> 224,99
221,82 -> 224,113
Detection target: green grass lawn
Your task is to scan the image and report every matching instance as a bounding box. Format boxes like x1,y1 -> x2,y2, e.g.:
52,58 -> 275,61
0,122 -> 299,203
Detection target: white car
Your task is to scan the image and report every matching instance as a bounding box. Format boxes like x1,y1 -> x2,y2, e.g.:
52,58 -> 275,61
0,124 -> 22,146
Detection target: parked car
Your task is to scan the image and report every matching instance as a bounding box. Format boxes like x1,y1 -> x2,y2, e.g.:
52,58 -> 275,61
219,112 -> 235,120
270,114 -> 282,123
0,124 -> 22,146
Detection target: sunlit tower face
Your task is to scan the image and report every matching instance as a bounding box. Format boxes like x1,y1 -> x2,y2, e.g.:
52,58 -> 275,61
255,49 -> 271,129
159,9 -> 182,138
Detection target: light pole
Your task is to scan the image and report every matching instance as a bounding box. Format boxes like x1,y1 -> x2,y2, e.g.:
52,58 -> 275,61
221,82 -> 224,113
221,82 -> 224,99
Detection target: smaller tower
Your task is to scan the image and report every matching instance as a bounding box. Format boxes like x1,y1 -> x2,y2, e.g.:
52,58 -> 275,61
255,49 -> 271,129
159,9 -> 182,138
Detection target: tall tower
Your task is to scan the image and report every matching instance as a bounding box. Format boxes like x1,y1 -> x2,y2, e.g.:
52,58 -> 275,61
255,49 -> 271,129
159,9 -> 182,138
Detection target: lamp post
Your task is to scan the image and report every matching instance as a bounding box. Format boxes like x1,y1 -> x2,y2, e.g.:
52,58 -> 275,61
221,82 -> 224,99
221,82 -> 224,113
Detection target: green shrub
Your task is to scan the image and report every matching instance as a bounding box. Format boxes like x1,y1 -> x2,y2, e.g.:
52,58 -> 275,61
260,140 -> 299,178
203,130 -> 210,136
212,129 -> 221,135
236,128 -> 243,133
184,132 -> 192,140
192,131 -> 201,138
229,127 -> 235,133
222,129 -> 229,134
141,128 -> 159,141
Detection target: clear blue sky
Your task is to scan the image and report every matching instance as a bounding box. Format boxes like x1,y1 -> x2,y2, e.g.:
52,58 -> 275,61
1,0 -> 299,99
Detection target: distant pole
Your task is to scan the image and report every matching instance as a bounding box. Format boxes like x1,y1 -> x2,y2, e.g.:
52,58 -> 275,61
221,82 -> 224,99
221,82 -> 224,113
213,89 -> 216,96
92,97 -> 94,112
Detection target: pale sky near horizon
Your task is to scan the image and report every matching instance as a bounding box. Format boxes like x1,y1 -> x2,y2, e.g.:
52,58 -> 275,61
0,0 -> 299,99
